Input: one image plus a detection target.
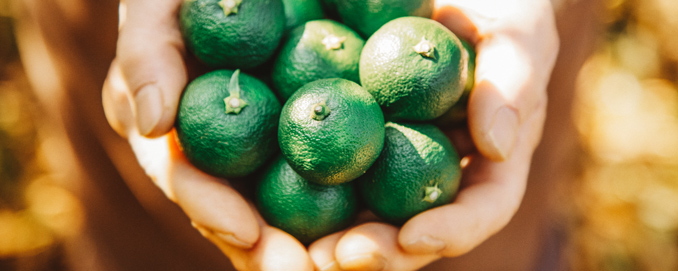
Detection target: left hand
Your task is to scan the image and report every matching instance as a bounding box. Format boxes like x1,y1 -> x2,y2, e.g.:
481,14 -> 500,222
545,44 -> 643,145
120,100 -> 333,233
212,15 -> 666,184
307,0 -> 560,270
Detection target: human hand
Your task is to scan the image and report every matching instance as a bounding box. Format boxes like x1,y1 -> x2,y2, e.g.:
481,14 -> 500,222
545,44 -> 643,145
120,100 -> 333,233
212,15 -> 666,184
101,0 -> 313,269
307,0 -> 560,270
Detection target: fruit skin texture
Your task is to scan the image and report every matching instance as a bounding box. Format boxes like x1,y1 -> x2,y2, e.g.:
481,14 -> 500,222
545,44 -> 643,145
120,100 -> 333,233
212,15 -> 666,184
333,0 -> 434,37
357,122 -> 461,225
256,156 -> 358,244
278,78 -> 384,185
282,0 -> 324,32
435,39 -> 477,127
272,20 -> 364,101
180,0 -> 285,69
360,16 -> 467,121
175,70 -> 281,178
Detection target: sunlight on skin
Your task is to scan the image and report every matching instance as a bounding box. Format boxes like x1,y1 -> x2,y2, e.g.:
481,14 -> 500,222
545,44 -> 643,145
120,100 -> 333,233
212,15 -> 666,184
308,1 -> 558,270
103,0 -> 558,270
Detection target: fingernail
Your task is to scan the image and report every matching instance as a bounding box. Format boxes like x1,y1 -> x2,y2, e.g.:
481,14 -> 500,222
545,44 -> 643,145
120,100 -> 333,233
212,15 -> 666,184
407,235 -> 446,254
339,253 -> 385,271
215,232 -> 254,249
319,261 -> 341,271
487,106 -> 519,160
134,85 -> 163,136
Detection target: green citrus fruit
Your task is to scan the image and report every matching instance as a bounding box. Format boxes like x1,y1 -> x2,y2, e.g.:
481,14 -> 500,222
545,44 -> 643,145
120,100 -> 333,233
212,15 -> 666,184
359,16 -> 467,121
435,39 -> 476,127
175,70 -> 281,178
282,0 -> 324,32
257,156 -> 358,244
278,78 -> 384,185
272,19 -> 364,101
332,0 -> 433,37
180,0 -> 285,69
357,122 -> 462,225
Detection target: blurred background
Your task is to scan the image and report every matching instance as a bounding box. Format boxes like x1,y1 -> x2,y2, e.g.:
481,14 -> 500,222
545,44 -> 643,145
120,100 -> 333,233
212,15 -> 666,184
1,0 -> 678,270
0,0 -> 84,270
561,0 -> 678,270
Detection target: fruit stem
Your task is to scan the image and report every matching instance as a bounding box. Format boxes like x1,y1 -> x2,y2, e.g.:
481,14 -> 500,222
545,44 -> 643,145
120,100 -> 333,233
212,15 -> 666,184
422,185 -> 442,203
322,34 -> 347,50
310,100 -> 331,121
219,0 -> 242,17
224,69 -> 248,114
413,37 -> 436,59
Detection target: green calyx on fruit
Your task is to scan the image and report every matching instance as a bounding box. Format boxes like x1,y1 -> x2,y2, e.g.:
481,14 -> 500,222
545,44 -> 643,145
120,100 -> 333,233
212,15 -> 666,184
413,37 -> 436,59
310,100 -> 331,121
224,69 -> 249,114
278,78 -> 384,185
181,0 -> 284,69
356,121 -> 461,224
175,69 -> 281,178
218,0 -> 242,16
423,185 -> 442,203
271,20 -> 365,101
359,17 -> 467,121
322,34 -> 347,50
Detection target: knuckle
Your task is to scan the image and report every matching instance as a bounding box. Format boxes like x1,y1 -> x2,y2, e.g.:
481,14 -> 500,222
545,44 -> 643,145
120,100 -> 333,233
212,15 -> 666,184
102,62 -> 135,137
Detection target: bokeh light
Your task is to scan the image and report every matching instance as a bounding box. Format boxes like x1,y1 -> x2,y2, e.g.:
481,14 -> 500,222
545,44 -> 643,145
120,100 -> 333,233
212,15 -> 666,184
565,0 -> 678,270
1,0 -> 678,270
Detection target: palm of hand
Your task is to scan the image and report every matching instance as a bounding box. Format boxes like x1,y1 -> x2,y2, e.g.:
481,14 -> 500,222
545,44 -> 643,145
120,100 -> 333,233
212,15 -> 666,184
103,0 -> 559,270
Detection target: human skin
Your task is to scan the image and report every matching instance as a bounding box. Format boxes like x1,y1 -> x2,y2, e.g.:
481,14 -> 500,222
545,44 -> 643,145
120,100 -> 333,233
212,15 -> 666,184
308,1 -> 560,270
102,0 -> 559,270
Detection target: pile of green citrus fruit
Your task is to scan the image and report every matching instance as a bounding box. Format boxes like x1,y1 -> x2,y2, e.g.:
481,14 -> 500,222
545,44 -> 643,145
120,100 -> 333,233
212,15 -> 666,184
175,0 -> 476,244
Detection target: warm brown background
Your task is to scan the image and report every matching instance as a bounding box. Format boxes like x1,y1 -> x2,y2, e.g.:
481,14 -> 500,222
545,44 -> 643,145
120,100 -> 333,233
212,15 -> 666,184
1,0 -> 678,270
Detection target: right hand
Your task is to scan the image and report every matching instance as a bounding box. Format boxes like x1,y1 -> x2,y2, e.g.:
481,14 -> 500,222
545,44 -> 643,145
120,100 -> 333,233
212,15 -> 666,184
307,0 -> 560,270
102,0 -> 313,269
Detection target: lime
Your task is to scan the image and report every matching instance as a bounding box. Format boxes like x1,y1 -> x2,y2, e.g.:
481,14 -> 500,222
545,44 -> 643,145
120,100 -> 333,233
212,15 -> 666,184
257,156 -> 358,244
272,19 -> 364,101
359,16 -> 468,121
357,122 -> 462,225
435,39 -> 476,127
175,70 -> 281,178
282,0 -> 324,32
278,78 -> 384,185
332,0 -> 433,37
180,0 -> 285,69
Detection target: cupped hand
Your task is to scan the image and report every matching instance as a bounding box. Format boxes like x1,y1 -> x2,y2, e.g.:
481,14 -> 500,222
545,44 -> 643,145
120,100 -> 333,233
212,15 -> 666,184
308,0 -> 560,270
102,0 -> 313,270
103,0 -> 559,269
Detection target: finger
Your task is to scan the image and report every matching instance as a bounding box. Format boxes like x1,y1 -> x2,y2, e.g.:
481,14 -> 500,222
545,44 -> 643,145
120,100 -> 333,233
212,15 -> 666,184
102,60 -> 135,138
308,231 -> 346,271
200,225 -> 314,271
116,0 -> 188,137
398,110 -> 546,257
432,4 -> 480,44
307,209 -> 388,271
126,133 -> 261,249
250,226 -> 314,271
435,0 -> 558,161
334,223 -> 439,271
466,37 -> 548,161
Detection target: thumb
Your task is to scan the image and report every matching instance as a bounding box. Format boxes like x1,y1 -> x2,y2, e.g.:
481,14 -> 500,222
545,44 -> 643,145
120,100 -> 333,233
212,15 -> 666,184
467,41 -> 532,161
116,0 -> 187,137
467,33 -> 554,161
434,0 -> 558,161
